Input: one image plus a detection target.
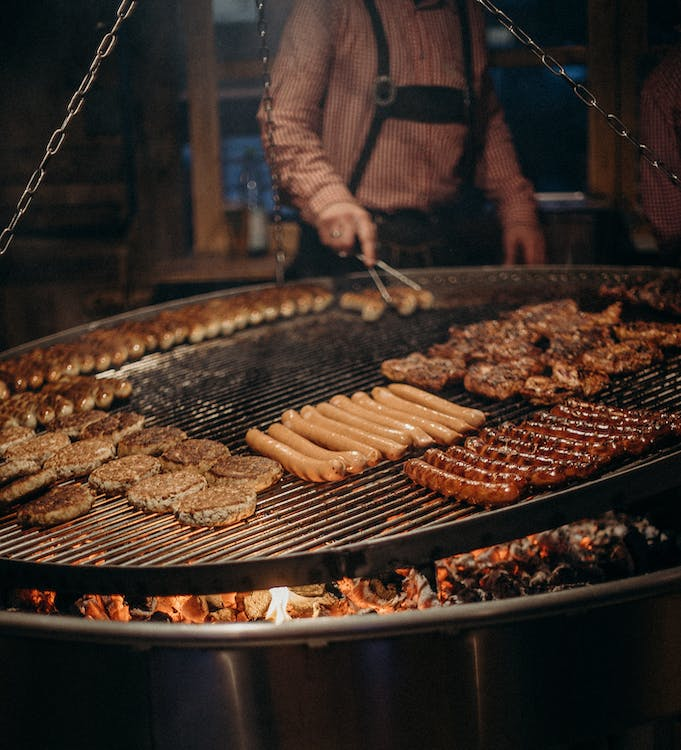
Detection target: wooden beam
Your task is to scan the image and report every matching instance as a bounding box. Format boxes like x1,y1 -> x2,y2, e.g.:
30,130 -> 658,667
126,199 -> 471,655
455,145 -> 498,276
618,0 -> 647,208
587,0 -> 619,201
181,0 -> 232,254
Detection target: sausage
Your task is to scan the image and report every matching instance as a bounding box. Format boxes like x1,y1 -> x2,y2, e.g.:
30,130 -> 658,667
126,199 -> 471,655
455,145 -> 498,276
38,393 -> 73,422
445,444 -> 535,480
404,458 -> 522,507
550,401 -> 668,433
328,394 -> 429,447
463,436 -> 567,486
480,425 -> 614,465
0,367 -> 27,393
471,431 -> 601,480
386,383 -> 486,428
245,427 -> 346,482
371,386 -> 473,435
519,416 -> 643,455
315,401 -> 411,445
423,448 -> 528,490
267,422 -> 367,474
552,404 -> 676,444
281,409 -> 382,465
349,392 -> 441,447
353,391 -> 458,445
300,405 -> 409,461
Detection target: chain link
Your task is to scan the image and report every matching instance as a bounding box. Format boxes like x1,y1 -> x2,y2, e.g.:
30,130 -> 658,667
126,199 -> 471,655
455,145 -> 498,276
256,0 -> 286,285
475,0 -> 680,192
0,0 -> 137,256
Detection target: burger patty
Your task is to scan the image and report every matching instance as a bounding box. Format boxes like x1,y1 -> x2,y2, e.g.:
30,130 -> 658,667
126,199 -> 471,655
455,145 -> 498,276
175,482 -> 257,527
17,483 -> 96,528
88,454 -> 162,496
117,425 -> 188,457
0,431 -> 72,483
207,455 -> 283,492
160,438 -> 230,474
43,438 -> 116,480
80,411 -> 146,444
45,409 -> 108,439
127,469 -> 207,514
0,425 -> 35,457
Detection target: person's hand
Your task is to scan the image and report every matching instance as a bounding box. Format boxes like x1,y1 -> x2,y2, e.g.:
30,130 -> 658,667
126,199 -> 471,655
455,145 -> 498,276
502,224 -> 547,265
316,202 -> 378,267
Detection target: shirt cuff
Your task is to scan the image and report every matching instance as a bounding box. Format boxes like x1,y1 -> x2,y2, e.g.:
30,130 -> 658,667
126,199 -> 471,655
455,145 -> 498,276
305,183 -> 358,224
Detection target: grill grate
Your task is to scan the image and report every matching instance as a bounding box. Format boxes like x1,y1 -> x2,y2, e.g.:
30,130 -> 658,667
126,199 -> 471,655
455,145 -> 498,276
2,267 -> 681,595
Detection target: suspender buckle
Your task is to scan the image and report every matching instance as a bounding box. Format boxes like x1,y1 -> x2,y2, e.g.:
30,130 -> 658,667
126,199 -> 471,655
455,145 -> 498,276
374,75 -> 397,107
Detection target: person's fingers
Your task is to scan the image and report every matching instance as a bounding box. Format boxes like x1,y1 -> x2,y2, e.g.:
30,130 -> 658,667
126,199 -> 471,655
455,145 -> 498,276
356,216 -> 377,266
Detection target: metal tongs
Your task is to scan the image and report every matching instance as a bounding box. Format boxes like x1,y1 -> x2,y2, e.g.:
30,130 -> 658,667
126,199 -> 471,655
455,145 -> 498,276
358,255 -> 422,304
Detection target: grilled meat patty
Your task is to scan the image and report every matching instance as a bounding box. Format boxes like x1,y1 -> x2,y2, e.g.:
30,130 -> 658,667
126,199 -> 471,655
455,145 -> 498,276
117,425 -> 188,457
160,438 -> 230,474
175,482 -> 257,527
127,469 -> 207,514
207,455 -> 283,492
17,483 -> 96,528
88,454 -> 162,496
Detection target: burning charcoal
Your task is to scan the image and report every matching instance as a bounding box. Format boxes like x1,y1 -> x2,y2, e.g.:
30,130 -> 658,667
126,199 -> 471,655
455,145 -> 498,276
479,569 -> 523,599
149,610 -> 174,623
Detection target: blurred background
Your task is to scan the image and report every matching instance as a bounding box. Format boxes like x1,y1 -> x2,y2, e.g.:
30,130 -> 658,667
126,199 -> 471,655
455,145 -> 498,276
0,0 -> 678,349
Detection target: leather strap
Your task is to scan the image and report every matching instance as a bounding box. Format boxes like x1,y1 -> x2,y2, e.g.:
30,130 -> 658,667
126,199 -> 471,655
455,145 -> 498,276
349,0 -> 475,195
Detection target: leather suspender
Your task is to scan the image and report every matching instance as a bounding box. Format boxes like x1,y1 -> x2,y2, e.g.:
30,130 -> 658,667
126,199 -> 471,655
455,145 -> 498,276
349,0 -> 475,195
348,0 -> 393,193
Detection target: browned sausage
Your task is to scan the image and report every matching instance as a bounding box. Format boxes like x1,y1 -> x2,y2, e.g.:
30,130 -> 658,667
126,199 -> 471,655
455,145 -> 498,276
463,436 -> 567,486
423,448 -> 528,490
246,428 -> 346,482
404,458 -> 522,507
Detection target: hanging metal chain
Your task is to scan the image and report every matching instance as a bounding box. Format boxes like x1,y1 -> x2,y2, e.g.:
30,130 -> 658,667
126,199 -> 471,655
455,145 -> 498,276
475,0 -> 680,191
0,0 -> 137,257
256,0 -> 286,285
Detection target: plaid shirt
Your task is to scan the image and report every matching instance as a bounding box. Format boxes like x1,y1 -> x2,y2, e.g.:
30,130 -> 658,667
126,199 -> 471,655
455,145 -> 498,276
640,43 -> 681,256
259,0 -> 539,229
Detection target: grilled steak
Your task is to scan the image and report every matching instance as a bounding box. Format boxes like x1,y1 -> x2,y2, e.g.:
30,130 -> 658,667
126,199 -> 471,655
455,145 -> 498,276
380,352 -> 465,391
580,339 -> 664,375
463,358 -> 545,401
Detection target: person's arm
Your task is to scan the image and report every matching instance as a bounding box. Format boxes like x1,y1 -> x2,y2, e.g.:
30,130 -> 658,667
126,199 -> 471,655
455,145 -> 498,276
257,0 -> 376,264
640,52 -> 681,258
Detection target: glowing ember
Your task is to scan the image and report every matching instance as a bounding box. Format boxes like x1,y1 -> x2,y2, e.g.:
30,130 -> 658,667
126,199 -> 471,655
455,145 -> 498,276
2,512 -> 679,624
